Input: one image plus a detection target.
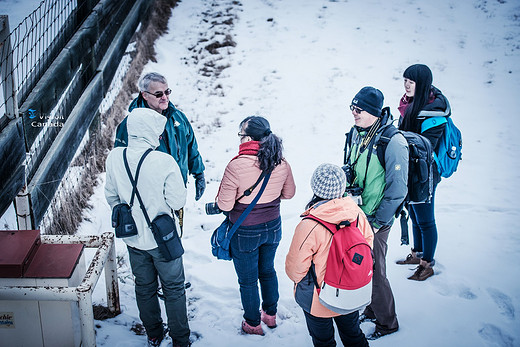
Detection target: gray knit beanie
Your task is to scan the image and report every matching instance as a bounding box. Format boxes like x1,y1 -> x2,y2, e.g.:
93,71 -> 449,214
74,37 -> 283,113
310,163 -> 347,200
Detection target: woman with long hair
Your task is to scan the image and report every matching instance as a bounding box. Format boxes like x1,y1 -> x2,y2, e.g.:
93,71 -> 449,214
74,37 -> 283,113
215,116 -> 296,335
396,64 -> 451,281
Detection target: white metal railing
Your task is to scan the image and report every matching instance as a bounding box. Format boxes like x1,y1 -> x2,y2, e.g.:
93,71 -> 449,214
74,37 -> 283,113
0,231 -> 120,346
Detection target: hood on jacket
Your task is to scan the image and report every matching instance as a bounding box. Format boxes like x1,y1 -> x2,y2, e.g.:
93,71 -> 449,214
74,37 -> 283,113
302,197 -> 364,226
418,86 -> 451,119
127,108 -> 166,149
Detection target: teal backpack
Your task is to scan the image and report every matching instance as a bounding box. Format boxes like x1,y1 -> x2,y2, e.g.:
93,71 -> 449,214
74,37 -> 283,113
421,116 -> 462,178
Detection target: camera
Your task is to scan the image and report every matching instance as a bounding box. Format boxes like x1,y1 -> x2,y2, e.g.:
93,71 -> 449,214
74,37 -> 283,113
205,202 -> 222,215
345,185 -> 364,205
342,165 -> 355,186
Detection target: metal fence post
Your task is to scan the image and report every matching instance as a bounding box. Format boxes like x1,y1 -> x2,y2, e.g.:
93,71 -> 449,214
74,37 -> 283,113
0,15 -> 19,124
77,287 -> 96,347
104,232 -> 121,315
15,186 -> 34,230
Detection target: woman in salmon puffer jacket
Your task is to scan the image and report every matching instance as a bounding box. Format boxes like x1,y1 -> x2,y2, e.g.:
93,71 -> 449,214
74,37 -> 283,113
286,163 -> 373,347
215,115 -> 296,336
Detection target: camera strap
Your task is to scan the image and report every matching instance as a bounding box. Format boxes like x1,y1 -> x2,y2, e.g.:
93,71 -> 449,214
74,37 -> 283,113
236,170 -> 269,202
345,120 -> 381,188
226,170 -> 272,240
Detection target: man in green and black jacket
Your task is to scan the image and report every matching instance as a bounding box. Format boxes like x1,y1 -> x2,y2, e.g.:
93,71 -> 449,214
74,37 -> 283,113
343,86 -> 408,341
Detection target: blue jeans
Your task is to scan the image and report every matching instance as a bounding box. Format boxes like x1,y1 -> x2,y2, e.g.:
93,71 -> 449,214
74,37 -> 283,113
303,310 -> 368,347
229,217 -> 281,326
127,246 -> 190,345
409,187 -> 438,262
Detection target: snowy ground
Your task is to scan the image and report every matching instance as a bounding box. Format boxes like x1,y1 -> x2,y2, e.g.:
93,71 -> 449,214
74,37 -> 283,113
4,0 -> 520,346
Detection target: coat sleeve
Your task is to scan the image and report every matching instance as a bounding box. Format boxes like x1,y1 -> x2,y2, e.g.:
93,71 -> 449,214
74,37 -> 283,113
215,160 -> 240,212
356,211 -> 374,249
180,111 -> 205,177
375,132 -> 409,227
104,152 -> 121,209
164,158 -> 187,211
281,160 -> 296,200
285,220 -> 319,284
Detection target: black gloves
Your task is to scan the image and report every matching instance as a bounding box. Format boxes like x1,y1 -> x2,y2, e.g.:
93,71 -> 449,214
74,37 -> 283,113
194,172 -> 206,201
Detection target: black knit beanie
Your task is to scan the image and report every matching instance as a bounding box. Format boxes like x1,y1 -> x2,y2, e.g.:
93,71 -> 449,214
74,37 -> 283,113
351,87 -> 384,117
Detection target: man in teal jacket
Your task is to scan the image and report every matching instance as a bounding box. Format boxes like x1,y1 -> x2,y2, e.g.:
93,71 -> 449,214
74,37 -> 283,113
114,72 -> 206,201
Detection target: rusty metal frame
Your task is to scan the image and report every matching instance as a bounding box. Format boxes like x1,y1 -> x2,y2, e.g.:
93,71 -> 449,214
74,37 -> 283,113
0,232 -> 120,347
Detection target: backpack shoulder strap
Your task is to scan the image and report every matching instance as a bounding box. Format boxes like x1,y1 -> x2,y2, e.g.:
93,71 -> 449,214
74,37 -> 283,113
421,116 -> 447,133
343,128 -> 355,165
123,148 -> 153,208
376,125 -> 399,170
303,215 -> 352,235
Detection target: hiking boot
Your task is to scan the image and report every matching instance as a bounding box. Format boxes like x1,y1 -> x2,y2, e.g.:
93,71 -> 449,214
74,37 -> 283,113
147,324 -> 168,347
408,259 -> 434,281
147,335 -> 164,347
172,341 -> 192,347
359,312 -> 376,324
367,327 -> 398,340
261,310 -> 277,328
242,320 -> 265,336
396,250 -> 420,265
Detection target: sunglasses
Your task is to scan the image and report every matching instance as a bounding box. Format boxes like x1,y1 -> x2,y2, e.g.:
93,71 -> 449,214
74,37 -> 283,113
143,88 -> 172,98
350,105 -> 364,114
238,132 -> 248,137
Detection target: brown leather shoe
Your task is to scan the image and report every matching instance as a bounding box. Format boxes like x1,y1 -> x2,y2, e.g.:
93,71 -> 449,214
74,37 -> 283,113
396,253 -> 421,265
408,259 -> 434,281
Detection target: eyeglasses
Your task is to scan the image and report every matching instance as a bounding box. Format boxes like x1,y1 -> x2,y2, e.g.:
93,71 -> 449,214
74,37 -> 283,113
143,88 -> 172,98
238,133 -> 248,137
350,105 -> 364,114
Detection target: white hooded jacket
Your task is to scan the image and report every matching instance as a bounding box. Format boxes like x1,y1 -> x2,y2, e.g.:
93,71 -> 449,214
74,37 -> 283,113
105,108 -> 186,250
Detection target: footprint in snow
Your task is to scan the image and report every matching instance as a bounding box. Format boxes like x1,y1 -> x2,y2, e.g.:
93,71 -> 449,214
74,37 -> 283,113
487,288 -> 515,320
478,323 -> 515,347
432,275 -> 478,300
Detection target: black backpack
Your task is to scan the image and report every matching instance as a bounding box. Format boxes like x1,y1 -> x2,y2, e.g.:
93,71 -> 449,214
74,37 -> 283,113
376,126 -> 434,204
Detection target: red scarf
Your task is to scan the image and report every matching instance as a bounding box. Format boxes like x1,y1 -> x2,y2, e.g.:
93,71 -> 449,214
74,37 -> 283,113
238,141 -> 260,156
398,91 -> 436,118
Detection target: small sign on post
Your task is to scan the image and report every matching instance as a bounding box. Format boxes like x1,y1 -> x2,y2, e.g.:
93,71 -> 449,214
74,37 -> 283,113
0,312 -> 15,328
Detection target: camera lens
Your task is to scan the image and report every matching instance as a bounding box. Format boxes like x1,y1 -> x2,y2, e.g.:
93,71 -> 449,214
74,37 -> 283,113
205,202 -> 222,215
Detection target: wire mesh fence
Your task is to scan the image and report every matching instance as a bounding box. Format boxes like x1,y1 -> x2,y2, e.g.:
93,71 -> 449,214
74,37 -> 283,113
0,0 -> 80,131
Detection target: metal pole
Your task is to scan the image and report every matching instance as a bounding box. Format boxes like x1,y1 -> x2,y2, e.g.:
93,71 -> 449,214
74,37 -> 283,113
77,288 -> 95,347
15,186 -> 34,230
0,15 -> 19,121
104,232 -> 120,314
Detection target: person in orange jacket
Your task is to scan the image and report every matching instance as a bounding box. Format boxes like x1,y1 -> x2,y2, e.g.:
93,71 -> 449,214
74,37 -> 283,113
286,163 -> 372,347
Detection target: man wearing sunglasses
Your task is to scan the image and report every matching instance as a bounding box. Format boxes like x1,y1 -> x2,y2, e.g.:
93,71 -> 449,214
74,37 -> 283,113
343,86 -> 408,341
114,72 -> 206,203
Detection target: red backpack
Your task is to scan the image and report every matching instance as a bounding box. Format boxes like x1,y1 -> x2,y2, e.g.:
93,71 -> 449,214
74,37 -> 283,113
304,215 -> 373,314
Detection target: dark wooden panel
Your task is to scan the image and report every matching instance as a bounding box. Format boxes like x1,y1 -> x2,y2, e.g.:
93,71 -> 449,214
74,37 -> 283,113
0,118 -> 26,216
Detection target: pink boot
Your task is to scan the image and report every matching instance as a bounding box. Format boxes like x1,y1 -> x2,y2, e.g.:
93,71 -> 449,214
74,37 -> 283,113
261,310 -> 277,328
242,320 -> 264,336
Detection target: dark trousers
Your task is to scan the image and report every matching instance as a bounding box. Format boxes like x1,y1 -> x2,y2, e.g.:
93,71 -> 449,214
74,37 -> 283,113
303,310 -> 368,347
409,188 -> 438,262
230,217 -> 281,326
127,246 -> 190,345
363,225 -> 399,333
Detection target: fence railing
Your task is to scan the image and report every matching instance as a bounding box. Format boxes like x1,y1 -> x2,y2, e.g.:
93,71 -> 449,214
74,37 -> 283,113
0,0 -> 152,228
0,0 -> 88,131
